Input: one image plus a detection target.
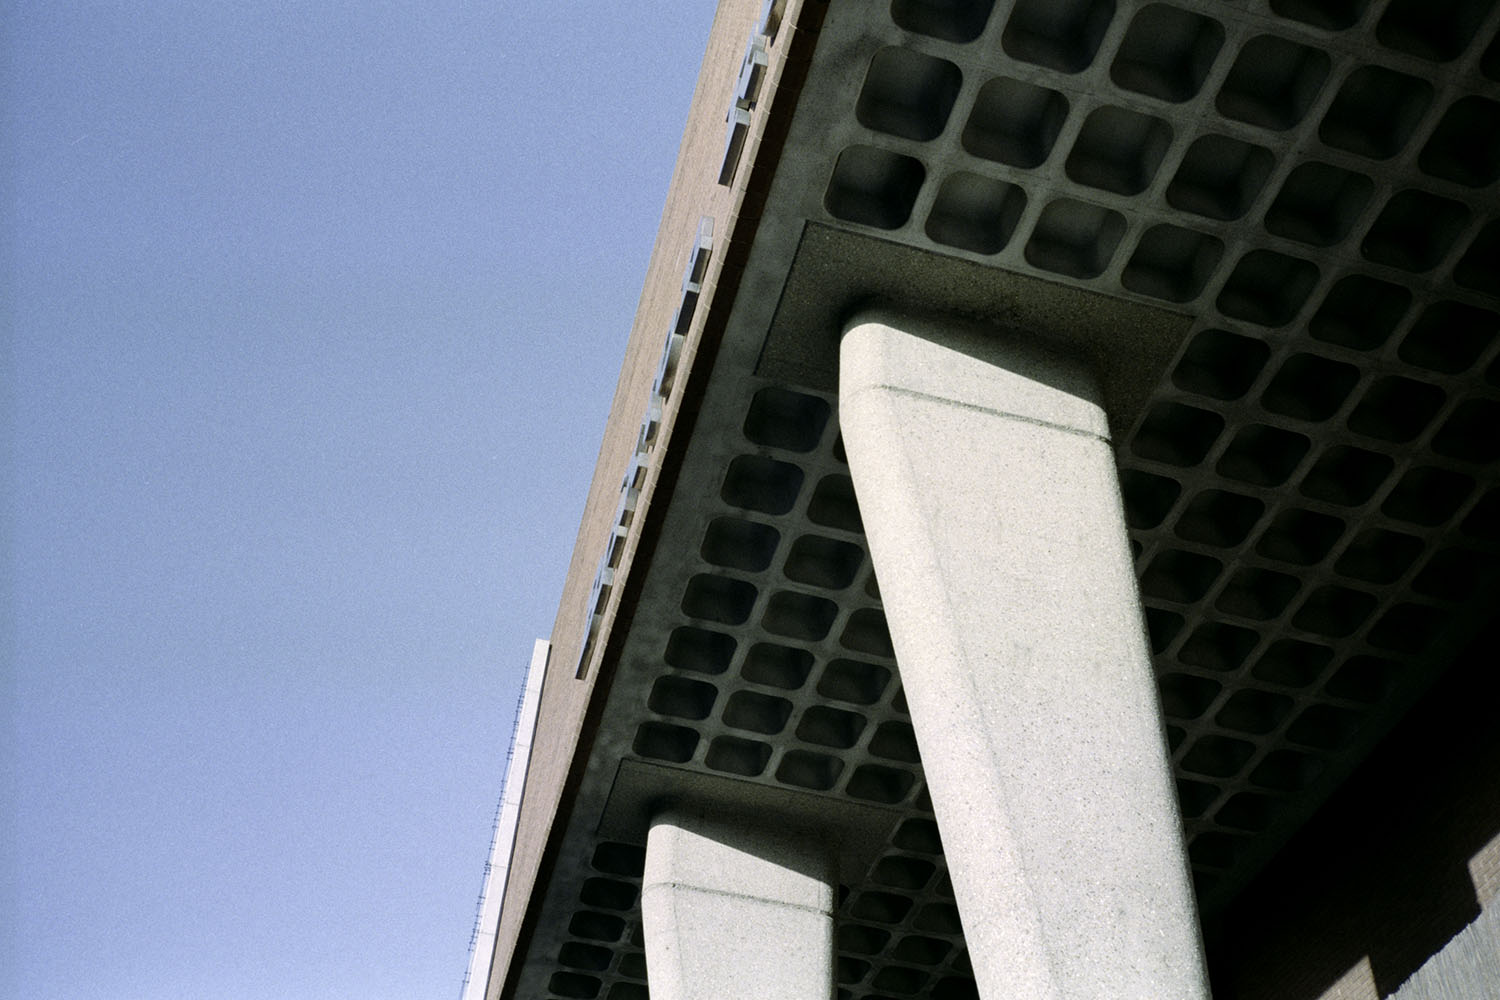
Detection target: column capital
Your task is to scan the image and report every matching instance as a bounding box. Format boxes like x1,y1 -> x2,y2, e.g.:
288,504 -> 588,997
842,309 -> 1110,442
642,809 -> 836,1000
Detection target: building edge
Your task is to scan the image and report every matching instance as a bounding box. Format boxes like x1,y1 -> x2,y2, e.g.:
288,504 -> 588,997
461,639 -> 550,1000
480,2 -> 809,996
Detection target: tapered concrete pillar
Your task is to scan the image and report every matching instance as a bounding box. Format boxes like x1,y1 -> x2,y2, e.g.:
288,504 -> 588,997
642,808 -> 835,1000
840,312 -> 1209,1000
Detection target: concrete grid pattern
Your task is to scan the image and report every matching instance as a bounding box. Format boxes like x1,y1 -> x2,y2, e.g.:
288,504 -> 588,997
502,1 -> 1499,998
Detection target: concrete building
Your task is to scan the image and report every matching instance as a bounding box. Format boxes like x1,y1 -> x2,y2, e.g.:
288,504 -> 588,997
470,1 -> 1500,997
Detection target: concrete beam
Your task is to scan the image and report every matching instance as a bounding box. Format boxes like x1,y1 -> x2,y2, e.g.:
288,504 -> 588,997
642,808 -> 835,1000
839,311 -> 1209,1000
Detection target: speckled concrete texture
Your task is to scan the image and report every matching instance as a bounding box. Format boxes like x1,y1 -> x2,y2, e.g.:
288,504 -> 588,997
1391,905 -> 1500,1000
642,808 -> 836,1000
840,312 -> 1209,999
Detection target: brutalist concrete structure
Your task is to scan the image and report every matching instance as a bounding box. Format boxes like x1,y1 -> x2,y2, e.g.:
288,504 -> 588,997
472,1 -> 1500,998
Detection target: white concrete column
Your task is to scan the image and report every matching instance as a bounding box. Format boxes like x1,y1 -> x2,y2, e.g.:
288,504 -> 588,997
642,808 -> 835,1000
840,311 -> 1209,1000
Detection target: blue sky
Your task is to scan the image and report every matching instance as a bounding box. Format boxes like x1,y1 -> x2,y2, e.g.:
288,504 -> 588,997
4,3 -> 717,997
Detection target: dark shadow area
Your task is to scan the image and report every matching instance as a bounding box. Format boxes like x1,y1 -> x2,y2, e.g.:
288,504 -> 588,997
1206,616 -> 1500,998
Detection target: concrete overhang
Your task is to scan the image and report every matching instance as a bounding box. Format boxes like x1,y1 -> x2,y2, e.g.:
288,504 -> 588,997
484,1 -> 1500,997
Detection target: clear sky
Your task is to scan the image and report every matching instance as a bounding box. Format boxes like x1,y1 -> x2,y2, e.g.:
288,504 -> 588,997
4,3 -> 718,997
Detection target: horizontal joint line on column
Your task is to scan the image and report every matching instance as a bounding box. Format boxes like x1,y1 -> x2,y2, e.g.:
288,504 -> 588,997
871,385 -> 1110,445
640,882 -> 831,916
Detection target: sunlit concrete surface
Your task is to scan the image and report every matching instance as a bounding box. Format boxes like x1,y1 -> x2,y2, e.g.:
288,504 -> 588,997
842,312 -> 1208,999
1391,906 -> 1500,1000
642,808 -> 835,1000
